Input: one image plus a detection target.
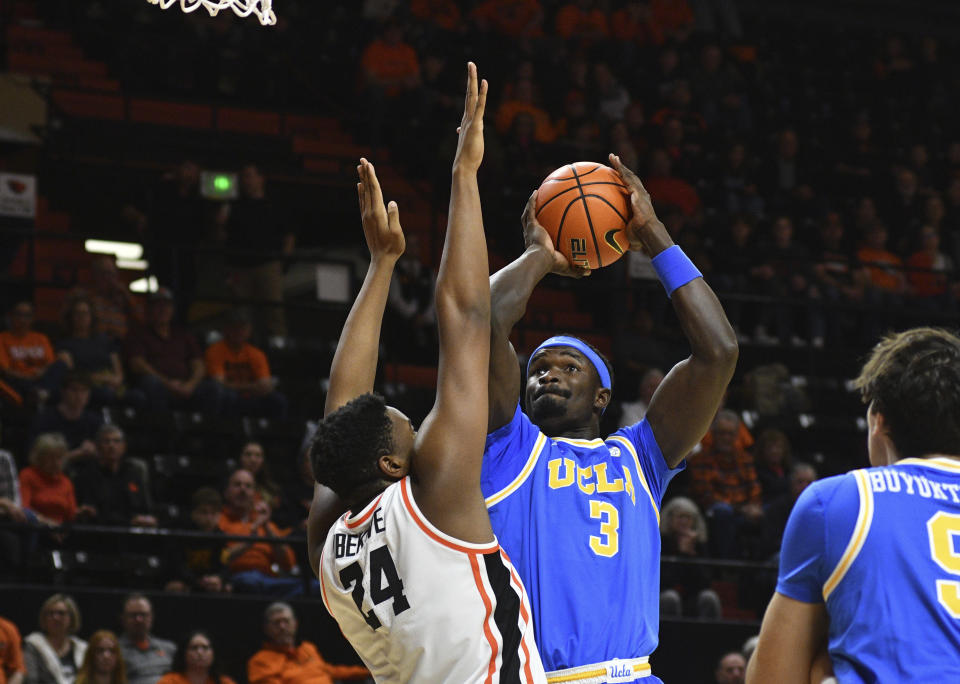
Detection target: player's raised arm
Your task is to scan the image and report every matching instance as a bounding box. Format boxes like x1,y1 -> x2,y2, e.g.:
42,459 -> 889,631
487,193 -> 589,431
609,153 -> 738,468
309,159 -> 402,572
323,159 -> 405,417
410,62 -> 494,543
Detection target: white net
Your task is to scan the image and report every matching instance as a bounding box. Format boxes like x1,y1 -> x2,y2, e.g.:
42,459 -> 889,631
146,0 -> 276,26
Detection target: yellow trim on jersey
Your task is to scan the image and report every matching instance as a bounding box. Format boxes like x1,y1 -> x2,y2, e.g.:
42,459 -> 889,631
897,456 -> 960,473
485,433 -> 547,508
822,469 -> 875,600
607,435 -> 659,523
553,436 -> 606,447
546,659 -> 651,683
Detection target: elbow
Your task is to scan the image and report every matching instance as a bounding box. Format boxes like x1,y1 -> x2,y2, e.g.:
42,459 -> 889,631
701,331 -> 739,376
435,289 -> 490,327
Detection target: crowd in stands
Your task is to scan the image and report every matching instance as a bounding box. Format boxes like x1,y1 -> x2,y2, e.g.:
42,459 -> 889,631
0,594 -> 370,684
3,0 -> 960,654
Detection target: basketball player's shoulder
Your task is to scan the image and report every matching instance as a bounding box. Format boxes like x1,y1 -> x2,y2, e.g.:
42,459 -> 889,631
804,470 -> 861,511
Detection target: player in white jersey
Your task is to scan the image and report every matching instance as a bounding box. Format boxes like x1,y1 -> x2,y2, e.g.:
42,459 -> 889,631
306,63 -> 545,684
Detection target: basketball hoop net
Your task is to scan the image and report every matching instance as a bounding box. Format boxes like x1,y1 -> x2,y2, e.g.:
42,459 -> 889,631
146,0 -> 276,26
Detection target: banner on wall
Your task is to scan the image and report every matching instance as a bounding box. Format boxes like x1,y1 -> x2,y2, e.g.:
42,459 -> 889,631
0,173 -> 37,219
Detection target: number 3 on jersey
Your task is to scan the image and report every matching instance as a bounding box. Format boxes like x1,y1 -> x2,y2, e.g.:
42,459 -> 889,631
928,511 -> 960,618
589,500 -> 619,557
339,546 -> 411,630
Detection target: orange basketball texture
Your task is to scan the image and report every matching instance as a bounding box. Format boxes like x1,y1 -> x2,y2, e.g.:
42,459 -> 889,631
534,162 -> 630,269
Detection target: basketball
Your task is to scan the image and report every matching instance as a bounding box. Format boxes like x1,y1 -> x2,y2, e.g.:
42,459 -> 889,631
534,162 -> 631,270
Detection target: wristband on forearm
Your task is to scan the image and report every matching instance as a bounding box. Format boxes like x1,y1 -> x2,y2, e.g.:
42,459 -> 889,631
651,245 -> 702,298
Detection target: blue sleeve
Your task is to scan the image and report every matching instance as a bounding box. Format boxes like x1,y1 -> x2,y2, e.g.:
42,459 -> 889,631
481,405 -> 541,499
776,482 -> 828,603
614,419 -> 684,505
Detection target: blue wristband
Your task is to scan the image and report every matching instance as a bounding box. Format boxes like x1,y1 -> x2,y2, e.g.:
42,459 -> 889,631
651,245 -> 702,298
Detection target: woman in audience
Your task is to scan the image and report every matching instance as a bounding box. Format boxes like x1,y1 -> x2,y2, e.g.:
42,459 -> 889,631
75,631 -> 126,684
19,433 -> 79,526
659,496 -> 722,619
238,442 -> 281,513
753,428 -> 792,504
57,296 -> 124,407
156,631 -> 235,684
24,594 -> 88,684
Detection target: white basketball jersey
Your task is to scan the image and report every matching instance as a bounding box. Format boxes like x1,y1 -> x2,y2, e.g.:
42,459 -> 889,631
319,477 -> 546,684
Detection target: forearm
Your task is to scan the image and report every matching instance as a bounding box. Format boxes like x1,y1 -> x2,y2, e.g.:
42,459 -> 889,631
129,357 -> 165,380
187,361 -> 205,386
436,167 -> 489,318
489,246 -> 553,334
324,258 -> 396,415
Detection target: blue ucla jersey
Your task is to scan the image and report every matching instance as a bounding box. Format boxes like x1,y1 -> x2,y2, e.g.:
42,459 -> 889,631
481,405 -> 683,675
778,457 -> 960,682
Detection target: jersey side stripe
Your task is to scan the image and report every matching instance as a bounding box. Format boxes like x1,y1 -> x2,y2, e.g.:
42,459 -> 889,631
470,553 -> 500,684
485,433 -> 547,508
823,469 -> 875,600
504,556 -> 535,683
607,435 -> 660,523
484,552 -> 523,684
399,478 -> 500,554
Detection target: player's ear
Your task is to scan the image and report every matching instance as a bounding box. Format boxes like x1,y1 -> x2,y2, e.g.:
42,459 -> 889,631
378,453 -> 409,480
595,387 -> 611,412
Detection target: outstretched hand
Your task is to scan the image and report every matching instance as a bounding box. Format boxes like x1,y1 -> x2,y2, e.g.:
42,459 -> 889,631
452,62 -> 488,173
521,191 -> 590,278
609,153 -> 662,254
357,158 -> 405,261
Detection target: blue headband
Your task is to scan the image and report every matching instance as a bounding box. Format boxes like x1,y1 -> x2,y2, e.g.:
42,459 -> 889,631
527,335 -> 612,390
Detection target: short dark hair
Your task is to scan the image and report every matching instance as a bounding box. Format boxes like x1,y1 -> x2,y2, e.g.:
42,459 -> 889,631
309,393 -> 394,504
853,327 -> 960,459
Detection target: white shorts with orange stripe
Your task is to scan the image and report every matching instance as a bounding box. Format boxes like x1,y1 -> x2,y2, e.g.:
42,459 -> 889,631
319,476 -> 546,683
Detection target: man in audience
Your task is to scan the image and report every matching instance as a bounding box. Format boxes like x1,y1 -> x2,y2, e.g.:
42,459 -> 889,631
760,462 -> 817,558
125,288 -> 221,413
0,613 -> 25,684
31,373 -> 101,465
118,594 -> 175,684
247,603 -> 368,684
204,310 -> 287,418
690,410 -> 764,557
217,469 -> 299,596
72,425 -> 155,527
714,651 -> 746,684
0,301 -> 68,403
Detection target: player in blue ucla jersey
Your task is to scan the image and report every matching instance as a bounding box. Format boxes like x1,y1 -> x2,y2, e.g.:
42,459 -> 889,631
483,154 -> 738,683
747,327 -> 960,684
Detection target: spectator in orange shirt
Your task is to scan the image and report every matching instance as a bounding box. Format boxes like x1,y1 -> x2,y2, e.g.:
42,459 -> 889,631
0,301 -> 69,403
555,0 -> 609,41
410,0 -> 460,32
689,410 -> 764,558
247,603 -> 368,684
0,614 -> 26,684
906,225 -> 955,306
650,0 -> 695,41
470,0 -> 543,38
495,79 -> 555,144
217,469 -> 302,596
611,0 -> 664,46
858,222 -> 906,295
643,148 -> 701,217
20,433 -> 85,526
205,310 -> 287,418
360,23 -> 421,98
156,631 -> 234,684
